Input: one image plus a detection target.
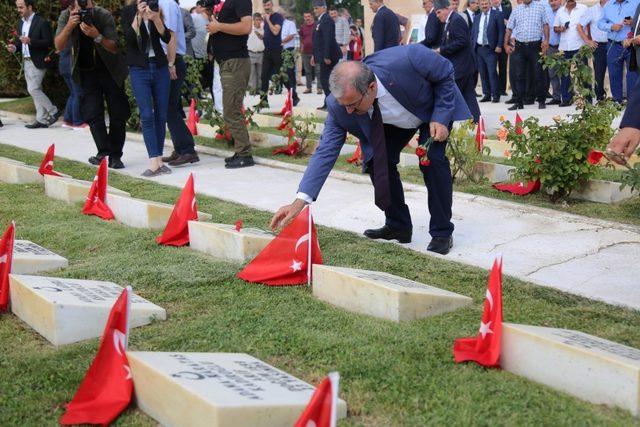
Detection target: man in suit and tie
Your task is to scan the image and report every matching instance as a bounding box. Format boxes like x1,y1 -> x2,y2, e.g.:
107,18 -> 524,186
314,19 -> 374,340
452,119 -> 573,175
491,0 -> 511,97
270,45 -> 471,255
436,0 -> 480,123
607,80 -> 640,163
472,0 -> 505,103
369,0 -> 400,52
422,0 -> 442,49
462,0 -> 480,28
7,0 -> 59,129
311,0 -> 341,111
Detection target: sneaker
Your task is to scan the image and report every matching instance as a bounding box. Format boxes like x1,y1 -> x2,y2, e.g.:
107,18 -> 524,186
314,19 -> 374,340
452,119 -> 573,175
109,158 -> 125,169
162,151 -> 180,163
159,165 -> 172,174
225,155 -> 255,169
224,153 -> 238,164
141,168 -> 163,177
168,153 -> 200,166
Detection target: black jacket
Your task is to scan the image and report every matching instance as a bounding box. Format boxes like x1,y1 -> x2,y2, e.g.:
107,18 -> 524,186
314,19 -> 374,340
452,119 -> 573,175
313,12 -> 341,65
371,5 -> 400,52
14,14 -> 53,69
439,12 -> 477,79
422,10 -> 442,49
121,5 -> 172,68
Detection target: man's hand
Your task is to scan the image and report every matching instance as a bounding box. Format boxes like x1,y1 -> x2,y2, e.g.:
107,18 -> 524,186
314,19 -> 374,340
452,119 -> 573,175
324,58 -> 331,65
430,121 -> 449,141
66,13 -> 81,30
587,39 -> 598,49
19,35 -> 30,45
7,43 -> 16,53
541,40 -> 549,55
623,38 -> 632,48
207,16 -> 221,34
310,57 -> 316,66
80,23 -> 100,39
270,199 -> 308,230
262,13 -> 271,23
504,44 -> 513,54
611,23 -> 623,31
494,46 -> 502,54
607,127 -> 640,164
169,66 -> 177,80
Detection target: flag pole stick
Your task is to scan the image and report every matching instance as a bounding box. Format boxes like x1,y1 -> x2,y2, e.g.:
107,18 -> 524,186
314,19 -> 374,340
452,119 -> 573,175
124,286 -> 132,350
307,205 -> 312,288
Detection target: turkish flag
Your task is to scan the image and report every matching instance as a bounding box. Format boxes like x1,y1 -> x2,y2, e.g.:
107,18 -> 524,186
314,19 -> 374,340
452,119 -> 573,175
82,158 -> 114,220
187,99 -> 199,136
453,258 -> 503,367
60,286 -> 133,425
493,180 -> 541,196
237,206 -> 322,286
515,113 -> 523,135
277,88 -> 293,116
294,372 -> 340,427
475,117 -> 486,151
0,221 -> 16,312
38,144 -> 63,177
346,141 -> 362,164
272,140 -> 301,156
156,173 -> 198,246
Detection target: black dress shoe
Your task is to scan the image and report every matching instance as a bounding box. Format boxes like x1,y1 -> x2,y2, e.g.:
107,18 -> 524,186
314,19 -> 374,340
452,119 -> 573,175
479,96 -> 491,102
427,236 -> 453,255
507,104 -> 523,111
293,97 -> 300,107
363,225 -> 412,244
169,153 -> 200,166
109,158 -> 125,169
491,98 -> 500,103
225,155 -> 255,168
88,155 -> 104,165
224,153 -> 237,164
538,101 -> 546,109
25,121 -> 48,129
559,101 -> 572,107
162,151 -> 180,163
0,118 -> 4,128
47,110 -> 61,126
500,91 -> 508,96
547,99 -> 561,105
505,98 -> 516,104
523,100 -> 534,105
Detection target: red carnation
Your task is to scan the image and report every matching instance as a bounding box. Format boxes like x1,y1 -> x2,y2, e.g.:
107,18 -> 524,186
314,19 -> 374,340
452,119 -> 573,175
44,56 -> 51,63
420,158 -> 431,167
11,30 -> 17,37
415,146 -> 427,157
587,149 -> 604,165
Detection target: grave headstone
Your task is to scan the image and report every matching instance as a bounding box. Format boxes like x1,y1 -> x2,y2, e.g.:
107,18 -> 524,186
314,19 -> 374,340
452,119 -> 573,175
106,193 -> 211,229
12,240 -> 68,274
501,323 -> 640,416
126,351 -> 347,427
312,265 -> 472,322
188,222 -> 274,262
44,175 -> 130,204
9,275 -> 166,346
0,158 -> 42,184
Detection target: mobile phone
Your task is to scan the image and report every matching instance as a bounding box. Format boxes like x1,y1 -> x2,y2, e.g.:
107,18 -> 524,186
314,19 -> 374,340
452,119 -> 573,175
625,16 -> 632,20
564,21 -> 570,29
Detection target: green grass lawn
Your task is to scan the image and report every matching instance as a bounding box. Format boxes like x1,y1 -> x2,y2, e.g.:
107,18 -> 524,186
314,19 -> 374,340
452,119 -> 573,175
1,144 -> 639,426
0,97 -> 36,115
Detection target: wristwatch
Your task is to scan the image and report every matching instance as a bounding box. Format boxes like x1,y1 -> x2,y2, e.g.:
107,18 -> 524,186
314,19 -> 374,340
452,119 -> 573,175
168,62 -> 175,68
93,34 -> 103,44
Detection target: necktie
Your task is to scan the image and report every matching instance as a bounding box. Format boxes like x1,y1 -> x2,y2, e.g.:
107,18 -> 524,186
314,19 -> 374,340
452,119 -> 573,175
370,100 -> 391,210
483,13 -> 489,45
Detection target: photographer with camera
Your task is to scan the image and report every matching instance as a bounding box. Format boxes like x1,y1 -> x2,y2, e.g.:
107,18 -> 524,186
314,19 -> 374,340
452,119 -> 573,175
55,0 -> 130,169
207,0 -> 254,169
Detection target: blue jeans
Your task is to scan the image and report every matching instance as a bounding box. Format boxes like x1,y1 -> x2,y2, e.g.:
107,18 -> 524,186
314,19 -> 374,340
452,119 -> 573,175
59,53 -> 83,125
129,62 -> 170,158
607,41 -> 638,103
167,56 -> 196,155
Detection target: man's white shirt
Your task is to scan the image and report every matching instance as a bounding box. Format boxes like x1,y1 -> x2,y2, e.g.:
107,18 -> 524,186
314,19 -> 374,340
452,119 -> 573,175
21,13 -> 34,58
554,4 -> 587,51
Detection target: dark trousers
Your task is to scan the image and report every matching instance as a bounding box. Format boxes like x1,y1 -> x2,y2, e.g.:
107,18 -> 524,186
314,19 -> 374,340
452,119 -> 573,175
319,61 -> 335,105
260,48 -> 283,94
366,125 -> 454,238
497,49 -> 508,94
284,47 -> 298,100
457,73 -> 481,123
167,56 -> 195,155
593,41 -> 607,100
476,45 -> 500,100
79,69 -> 130,161
560,49 -> 589,103
607,41 -> 638,103
511,41 -> 545,104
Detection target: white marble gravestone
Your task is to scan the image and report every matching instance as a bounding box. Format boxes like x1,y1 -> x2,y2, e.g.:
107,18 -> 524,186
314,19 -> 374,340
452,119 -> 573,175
106,193 -> 212,229
188,222 -> 274,262
312,265 -> 472,322
501,323 -> 640,416
12,240 -> 68,274
9,275 -> 166,346
0,158 -> 42,184
44,174 -> 130,204
126,352 -> 347,427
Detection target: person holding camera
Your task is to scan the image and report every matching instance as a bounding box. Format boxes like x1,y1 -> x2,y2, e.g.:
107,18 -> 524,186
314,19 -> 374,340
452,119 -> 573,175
55,0 -> 130,169
207,0 -> 254,169
8,0 -> 59,129
122,0 -> 173,177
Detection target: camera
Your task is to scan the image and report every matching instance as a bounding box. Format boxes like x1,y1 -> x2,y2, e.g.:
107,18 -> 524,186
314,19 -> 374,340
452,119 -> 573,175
146,0 -> 159,12
77,0 -> 93,25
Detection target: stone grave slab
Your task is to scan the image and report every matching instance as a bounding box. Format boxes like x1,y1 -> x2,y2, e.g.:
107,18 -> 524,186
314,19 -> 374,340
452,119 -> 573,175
12,240 -> 68,274
106,193 -> 212,229
0,156 -> 25,165
44,174 -> 130,204
312,265 -> 472,322
126,351 -> 347,427
188,222 -> 274,262
501,323 -> 640,416
9,274 -> 166,346
0,158 -> 42,184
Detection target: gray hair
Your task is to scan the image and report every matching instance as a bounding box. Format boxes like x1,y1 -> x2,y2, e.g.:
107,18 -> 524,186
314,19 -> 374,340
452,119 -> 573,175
329,61 -> 376,98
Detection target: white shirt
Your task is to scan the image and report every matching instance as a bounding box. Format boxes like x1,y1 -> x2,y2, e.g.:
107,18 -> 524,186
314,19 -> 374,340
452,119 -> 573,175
21,13 -> 34,58
554,4 -> 587,51
282,19 -> 297,49
247,25 -> 265,52
476,11 -> 490,45
144,20 -> 156,58
579,3 -> 609,43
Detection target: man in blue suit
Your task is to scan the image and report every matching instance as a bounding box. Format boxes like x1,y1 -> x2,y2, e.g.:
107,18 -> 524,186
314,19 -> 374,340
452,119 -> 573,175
312,0 -> 341,111
369,0 -> 400,52
270,44 -> 471,255
607,80 -> 640,163
472,0 -> 505,102
422,0 -> 442,49
436,0 -> 481,123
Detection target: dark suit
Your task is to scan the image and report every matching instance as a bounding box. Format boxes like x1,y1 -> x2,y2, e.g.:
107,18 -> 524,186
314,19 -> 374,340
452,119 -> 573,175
493,5 -> 510,94
462,9 -> 478,29
472,9 -> 505,100
371,5 -> 400,52
313,12 -> 341,103
440,12 -> 480,122
422,10 -> 442,49
14,14 -> 53,69
621,79 -> 640,129
298,45 -> 471,238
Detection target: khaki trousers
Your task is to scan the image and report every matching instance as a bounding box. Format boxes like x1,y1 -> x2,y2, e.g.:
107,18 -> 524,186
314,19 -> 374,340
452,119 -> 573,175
219,57 -> 251,156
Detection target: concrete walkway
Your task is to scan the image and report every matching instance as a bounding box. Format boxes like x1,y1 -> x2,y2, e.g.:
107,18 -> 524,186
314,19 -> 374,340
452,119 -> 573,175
0,115 -> 639,311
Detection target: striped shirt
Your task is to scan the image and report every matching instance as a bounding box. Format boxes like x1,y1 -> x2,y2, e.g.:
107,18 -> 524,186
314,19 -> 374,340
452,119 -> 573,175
507,1 -> 550,42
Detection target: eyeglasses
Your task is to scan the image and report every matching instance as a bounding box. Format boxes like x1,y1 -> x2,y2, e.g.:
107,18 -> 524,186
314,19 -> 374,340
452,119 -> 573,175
344,91 -> 368,110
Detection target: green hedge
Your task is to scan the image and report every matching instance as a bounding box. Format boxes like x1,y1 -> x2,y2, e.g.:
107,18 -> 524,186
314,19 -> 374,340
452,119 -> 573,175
0,0 -> 124,103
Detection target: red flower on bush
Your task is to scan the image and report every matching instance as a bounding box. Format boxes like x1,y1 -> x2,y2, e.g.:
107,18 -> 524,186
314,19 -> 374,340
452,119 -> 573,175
11,30 -> 17,37
420,158 -> 431,167
587,149 -> 604,165
415,146 -> 426,157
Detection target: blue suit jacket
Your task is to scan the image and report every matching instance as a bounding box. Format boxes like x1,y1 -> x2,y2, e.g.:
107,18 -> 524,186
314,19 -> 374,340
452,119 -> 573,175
422,11 -> 442,49
471,9 -> 505,51
313,12 -> 341,64
371,5 -> 400,52
439,12 -> 477,79
298,44 -> 472,200
621,79 -> 640,129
